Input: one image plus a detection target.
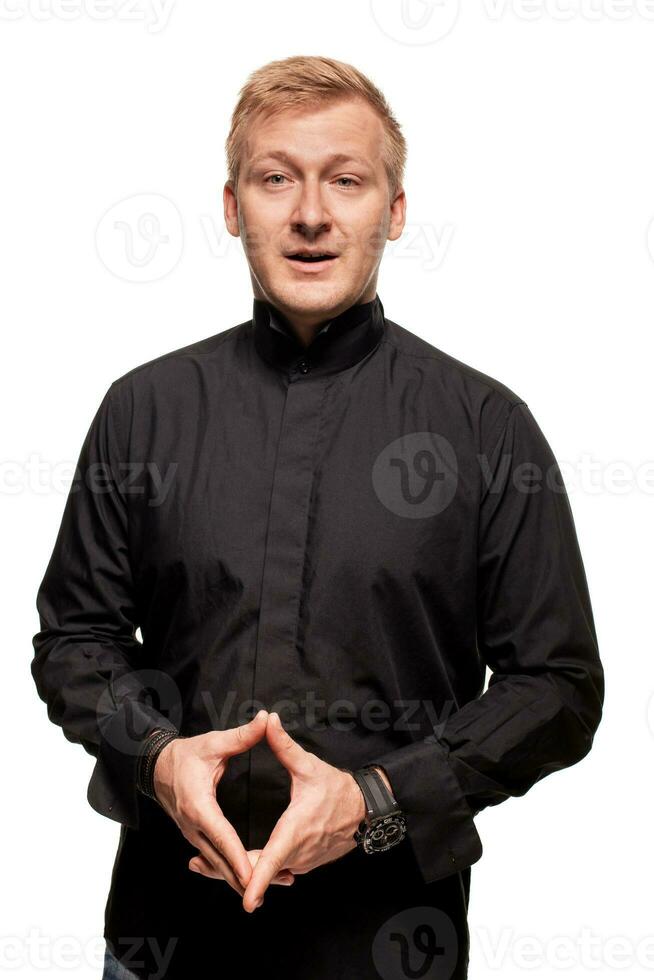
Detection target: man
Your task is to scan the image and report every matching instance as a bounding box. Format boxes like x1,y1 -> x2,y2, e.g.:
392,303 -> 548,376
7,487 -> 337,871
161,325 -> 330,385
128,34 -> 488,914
31,55 -> 604,980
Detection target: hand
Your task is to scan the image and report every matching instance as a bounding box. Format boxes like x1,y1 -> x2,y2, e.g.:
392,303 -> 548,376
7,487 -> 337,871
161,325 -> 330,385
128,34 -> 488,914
241,711 -> 368,913
190,847 -> 296,890
152,709 -> 271,897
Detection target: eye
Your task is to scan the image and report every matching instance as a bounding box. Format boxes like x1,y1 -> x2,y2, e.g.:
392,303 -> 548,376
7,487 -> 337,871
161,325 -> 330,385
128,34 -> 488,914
263,174 -> 358,189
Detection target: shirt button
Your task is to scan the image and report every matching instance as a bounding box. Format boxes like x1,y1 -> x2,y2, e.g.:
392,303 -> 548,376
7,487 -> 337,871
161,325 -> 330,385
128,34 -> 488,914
297,358 -> 310,374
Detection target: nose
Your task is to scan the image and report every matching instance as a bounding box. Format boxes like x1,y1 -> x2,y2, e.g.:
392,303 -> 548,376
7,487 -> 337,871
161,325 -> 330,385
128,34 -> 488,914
290,178 -> 331,238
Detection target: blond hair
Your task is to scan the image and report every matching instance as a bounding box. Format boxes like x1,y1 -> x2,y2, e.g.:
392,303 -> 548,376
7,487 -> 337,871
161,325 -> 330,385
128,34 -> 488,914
225,55 -> 406,200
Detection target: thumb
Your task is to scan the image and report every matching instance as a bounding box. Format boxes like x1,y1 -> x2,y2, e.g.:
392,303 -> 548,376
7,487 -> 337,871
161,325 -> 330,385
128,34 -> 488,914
218,709 -> 269,758
266,712 -> 310,774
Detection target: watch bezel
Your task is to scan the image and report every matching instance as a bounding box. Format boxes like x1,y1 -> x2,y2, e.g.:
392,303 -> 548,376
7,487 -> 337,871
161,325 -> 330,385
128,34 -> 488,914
354,811 -> 407,854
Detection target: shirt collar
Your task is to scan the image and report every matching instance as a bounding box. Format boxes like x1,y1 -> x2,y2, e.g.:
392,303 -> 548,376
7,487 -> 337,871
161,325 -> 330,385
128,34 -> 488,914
252,293 -> 386,378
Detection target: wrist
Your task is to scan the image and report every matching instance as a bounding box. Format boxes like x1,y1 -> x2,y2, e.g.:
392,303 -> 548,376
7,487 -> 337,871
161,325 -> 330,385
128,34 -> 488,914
349,766 -> 407,854
152,737 -> 178,802
339,765 -> 397,839
342,770 -> 367,830
137,727 -> 179,801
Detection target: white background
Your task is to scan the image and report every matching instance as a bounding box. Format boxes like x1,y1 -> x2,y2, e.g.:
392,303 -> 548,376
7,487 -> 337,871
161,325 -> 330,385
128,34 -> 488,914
2,1 -> 652,977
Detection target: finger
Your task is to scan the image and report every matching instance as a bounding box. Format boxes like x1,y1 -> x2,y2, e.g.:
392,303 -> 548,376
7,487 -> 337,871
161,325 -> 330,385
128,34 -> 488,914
191,852 -> 294,888
195,826 -> 242,880
194,810 -> 253,889
242,820 -> 294,912
265,712 -> 311,776
247,849 -> 295,886
189,853 -> 244,896
274,870 -> 295,885
195,831 -> 245,894
217,709 -> 269,760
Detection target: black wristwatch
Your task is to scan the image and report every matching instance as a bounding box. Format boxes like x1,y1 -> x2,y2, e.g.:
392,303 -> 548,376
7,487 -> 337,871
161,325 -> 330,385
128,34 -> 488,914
350,766 -> 407,854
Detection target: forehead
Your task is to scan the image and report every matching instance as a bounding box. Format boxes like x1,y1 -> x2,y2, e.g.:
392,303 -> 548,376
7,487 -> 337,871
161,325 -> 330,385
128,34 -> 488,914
243,97 -> 385,167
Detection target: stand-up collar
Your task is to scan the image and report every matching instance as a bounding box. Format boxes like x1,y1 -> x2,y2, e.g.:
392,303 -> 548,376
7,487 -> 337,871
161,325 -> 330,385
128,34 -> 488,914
252,293 -> 386,379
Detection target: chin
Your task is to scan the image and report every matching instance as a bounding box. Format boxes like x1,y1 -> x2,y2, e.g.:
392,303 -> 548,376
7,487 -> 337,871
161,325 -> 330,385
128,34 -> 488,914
266,280 -> 353,317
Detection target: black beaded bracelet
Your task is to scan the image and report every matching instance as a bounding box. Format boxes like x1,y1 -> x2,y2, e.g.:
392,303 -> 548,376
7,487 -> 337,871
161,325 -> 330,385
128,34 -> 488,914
137,728 -> 180,801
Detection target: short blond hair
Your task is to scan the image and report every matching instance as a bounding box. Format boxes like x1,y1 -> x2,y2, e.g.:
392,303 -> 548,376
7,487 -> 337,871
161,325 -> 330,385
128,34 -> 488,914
225,55 -> 407,200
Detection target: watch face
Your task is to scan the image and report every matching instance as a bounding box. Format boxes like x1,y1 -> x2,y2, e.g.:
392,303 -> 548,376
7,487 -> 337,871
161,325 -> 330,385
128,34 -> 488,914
362,814 -> 407,854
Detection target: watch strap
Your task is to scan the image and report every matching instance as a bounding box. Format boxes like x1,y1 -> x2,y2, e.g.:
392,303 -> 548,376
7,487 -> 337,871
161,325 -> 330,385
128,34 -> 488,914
351,766 -> 399,822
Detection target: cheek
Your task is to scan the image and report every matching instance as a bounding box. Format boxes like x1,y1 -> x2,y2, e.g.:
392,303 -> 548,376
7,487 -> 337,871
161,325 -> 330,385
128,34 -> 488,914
239,205 -> 288,258
337,218 -> 387,264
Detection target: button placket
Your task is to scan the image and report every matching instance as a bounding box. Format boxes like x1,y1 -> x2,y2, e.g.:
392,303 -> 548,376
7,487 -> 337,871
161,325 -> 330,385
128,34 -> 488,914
247,376 -> 325,848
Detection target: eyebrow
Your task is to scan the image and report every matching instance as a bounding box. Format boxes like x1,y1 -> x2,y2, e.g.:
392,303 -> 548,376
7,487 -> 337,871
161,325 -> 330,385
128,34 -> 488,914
248,150 -> 369,169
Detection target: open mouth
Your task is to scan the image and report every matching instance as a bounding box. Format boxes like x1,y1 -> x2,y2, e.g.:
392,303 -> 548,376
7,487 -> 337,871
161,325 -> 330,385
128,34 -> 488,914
285,253 -> 338,265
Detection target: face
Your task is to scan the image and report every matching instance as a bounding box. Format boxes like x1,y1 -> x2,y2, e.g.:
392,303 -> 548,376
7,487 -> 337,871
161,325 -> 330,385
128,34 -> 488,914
224,96 -> 406,334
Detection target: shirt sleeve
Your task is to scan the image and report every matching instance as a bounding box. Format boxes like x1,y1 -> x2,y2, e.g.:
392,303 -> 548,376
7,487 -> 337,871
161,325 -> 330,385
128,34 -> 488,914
366,400 -> 605,884
30,382 -> 178,830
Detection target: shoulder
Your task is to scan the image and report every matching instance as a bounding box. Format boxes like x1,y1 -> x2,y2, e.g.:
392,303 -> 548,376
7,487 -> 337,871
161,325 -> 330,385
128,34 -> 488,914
108,320 -> 248,393
382,317 -> 525,407
381,315 -> 529,454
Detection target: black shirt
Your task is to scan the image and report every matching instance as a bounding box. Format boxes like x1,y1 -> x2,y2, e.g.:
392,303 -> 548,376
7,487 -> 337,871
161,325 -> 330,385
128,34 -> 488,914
31,293 -> 604,980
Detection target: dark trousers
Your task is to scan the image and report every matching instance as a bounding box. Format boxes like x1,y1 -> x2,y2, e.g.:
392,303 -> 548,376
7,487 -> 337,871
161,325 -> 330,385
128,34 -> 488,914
105,835 -> 472,979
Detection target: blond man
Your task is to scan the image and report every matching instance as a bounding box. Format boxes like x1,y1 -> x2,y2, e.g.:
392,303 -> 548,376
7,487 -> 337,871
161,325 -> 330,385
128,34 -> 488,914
32,55 -> 603,980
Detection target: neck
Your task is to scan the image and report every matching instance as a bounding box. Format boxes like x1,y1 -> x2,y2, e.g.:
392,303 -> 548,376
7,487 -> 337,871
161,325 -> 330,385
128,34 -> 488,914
252,286 -> 378,347
252,292 -> 385,380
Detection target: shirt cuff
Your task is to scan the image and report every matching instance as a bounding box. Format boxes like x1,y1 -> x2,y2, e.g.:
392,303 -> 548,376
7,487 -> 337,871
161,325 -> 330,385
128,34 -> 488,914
86,700 -> 178,830
366,736 -> 483,884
